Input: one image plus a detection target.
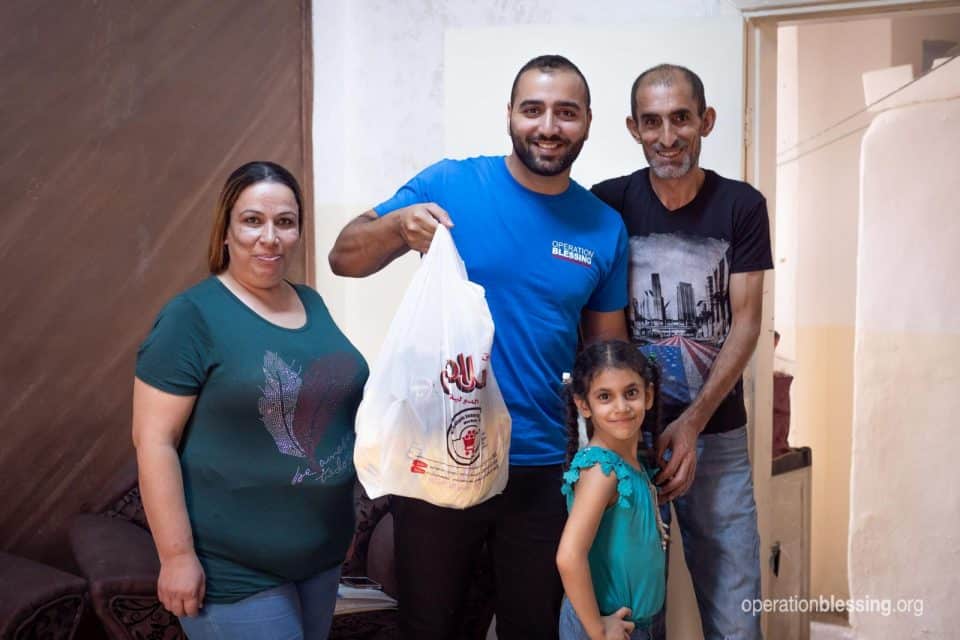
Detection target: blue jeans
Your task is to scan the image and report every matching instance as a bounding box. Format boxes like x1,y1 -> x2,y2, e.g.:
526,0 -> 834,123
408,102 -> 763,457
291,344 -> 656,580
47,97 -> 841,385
178,564 -> 341,640
648,426 -> 763,640
558,596 -> 653,640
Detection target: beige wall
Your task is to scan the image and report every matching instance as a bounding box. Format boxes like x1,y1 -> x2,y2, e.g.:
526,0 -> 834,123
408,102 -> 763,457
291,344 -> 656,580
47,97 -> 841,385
849,59 -> 959,637
774,25 -> 799,370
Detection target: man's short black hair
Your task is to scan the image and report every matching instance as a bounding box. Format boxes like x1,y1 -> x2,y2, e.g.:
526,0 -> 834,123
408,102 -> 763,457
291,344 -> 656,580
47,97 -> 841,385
510,54 -> 591,109
630,63 -> 706,121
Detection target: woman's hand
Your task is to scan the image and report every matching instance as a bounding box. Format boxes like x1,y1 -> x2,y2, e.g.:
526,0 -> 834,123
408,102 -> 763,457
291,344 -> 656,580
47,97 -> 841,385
598,607 -> 635,640
158,551 -> 206,617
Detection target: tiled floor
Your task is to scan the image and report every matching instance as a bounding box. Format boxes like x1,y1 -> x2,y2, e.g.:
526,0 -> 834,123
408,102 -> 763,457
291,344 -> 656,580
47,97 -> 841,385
489,616 -> 856,638
811,620 -> 855,640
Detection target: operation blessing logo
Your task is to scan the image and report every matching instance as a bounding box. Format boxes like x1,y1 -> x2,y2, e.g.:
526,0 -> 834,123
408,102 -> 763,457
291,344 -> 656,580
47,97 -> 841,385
552,240 -> 593,267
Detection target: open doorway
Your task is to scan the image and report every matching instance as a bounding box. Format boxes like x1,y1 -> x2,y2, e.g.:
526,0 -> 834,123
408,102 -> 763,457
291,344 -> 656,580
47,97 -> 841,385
757,3 -> 960,637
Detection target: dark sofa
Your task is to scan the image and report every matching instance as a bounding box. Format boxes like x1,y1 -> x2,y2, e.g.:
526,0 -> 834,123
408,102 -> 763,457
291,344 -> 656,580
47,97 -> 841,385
66,464 -> 492,639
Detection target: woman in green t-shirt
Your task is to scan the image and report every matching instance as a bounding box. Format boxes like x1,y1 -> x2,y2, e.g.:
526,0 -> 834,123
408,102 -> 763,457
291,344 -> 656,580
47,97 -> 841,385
133,162 -> 368,639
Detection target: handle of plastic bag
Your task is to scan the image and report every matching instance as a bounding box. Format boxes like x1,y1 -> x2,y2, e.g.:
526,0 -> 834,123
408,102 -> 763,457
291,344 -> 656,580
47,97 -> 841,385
423,224 -> 468,280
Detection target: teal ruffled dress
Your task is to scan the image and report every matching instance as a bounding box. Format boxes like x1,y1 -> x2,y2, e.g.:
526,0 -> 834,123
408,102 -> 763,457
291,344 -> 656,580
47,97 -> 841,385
561,446 -> 668,626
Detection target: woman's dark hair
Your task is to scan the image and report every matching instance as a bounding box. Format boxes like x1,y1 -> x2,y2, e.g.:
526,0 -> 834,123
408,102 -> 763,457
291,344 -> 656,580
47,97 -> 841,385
563,340 -> 662,468
207,161 -> 304,274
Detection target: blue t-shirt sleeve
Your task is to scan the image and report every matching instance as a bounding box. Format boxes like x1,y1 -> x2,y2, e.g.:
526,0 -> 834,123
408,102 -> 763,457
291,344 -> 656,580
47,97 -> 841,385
136,295 -> 212,395
373,160 -> 450,217
586,222 -> 629,312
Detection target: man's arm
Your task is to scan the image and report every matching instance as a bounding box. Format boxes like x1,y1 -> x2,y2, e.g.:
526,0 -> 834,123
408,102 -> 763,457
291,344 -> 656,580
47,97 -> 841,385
328,204 -> 452,277
654,270 -> 765,502
581,309 -> 628,344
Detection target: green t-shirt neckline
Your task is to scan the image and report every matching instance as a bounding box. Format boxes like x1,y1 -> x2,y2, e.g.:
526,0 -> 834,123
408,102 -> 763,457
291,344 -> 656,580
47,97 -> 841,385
211,275 -> 313,334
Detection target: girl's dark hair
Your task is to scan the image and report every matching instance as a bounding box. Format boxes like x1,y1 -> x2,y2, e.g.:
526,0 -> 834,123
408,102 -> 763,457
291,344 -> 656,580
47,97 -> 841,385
207,161 -> 304,274
563,340 -> 662,468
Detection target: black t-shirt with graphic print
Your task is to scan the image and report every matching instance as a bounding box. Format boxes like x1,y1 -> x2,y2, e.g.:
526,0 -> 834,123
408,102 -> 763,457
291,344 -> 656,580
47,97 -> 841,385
592,168 -> 773,434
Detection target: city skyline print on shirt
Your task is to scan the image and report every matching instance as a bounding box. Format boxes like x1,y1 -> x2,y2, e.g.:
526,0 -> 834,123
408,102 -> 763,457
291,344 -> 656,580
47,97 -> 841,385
629,233 -> 732,407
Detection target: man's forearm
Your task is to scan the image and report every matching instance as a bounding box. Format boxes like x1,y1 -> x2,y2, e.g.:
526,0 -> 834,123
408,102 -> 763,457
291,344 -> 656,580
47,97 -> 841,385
683,316 -> 762,432
328,211 -> 409,277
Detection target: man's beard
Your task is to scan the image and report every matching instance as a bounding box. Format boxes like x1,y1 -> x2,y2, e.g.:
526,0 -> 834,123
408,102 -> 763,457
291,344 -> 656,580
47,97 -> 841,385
646,141 -> 696,179
510,127 -> 585,177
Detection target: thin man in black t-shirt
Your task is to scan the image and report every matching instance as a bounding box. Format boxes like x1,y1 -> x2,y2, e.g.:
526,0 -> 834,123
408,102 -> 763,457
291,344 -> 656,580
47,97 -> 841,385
592,64 -> 772,640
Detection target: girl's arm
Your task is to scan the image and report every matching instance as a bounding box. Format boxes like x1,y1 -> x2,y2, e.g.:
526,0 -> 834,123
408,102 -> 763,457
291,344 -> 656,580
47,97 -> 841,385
556,466 -> 635,640
131,378 -> 205,617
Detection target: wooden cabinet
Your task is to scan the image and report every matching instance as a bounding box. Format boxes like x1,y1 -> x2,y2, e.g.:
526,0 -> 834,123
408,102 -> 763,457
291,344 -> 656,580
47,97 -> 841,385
767,448 -> 813,640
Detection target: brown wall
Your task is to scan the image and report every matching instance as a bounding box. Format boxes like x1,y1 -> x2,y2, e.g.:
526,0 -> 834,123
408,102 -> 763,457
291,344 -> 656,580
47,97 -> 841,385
0,0 -> 312,569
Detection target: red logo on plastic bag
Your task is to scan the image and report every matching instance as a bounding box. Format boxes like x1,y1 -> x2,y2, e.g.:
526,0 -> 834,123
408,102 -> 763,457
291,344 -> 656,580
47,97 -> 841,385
440,353 -> 488,395
410,459 -> 428,474
447,407 -> 484,465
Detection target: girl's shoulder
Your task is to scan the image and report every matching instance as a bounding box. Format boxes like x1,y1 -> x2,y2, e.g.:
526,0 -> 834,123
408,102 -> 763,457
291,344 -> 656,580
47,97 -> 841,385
562,446 -> 639,508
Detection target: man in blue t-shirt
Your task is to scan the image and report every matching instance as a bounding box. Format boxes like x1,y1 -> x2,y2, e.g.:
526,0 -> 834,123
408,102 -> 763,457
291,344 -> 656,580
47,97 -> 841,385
592,64 -> 773,640
330,55 -> 628,640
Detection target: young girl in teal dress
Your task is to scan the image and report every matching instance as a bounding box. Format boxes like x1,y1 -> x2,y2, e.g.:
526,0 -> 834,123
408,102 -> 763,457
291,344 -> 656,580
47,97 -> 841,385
556,340 -> 668,640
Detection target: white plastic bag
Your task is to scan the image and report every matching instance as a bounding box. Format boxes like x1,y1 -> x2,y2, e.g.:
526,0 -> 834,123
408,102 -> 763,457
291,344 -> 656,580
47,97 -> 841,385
354,225 -> 511,508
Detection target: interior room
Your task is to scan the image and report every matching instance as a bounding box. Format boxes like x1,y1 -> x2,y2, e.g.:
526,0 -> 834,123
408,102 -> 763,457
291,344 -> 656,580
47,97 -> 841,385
1,1 -> 957,638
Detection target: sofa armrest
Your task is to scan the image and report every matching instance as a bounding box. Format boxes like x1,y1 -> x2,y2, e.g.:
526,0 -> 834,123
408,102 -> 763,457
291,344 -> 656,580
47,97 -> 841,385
69,513 -> 160,592
69,514 -> 185,640
0,551 -> 87,640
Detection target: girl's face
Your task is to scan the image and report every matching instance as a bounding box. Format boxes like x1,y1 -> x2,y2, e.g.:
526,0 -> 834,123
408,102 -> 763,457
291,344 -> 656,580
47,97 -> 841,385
575,367 -> 653,444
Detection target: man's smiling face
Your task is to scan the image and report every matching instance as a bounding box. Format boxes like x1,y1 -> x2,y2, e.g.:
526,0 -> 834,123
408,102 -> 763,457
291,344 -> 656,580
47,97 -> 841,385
508,68 -> 591,178
629,75 -> 713,180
